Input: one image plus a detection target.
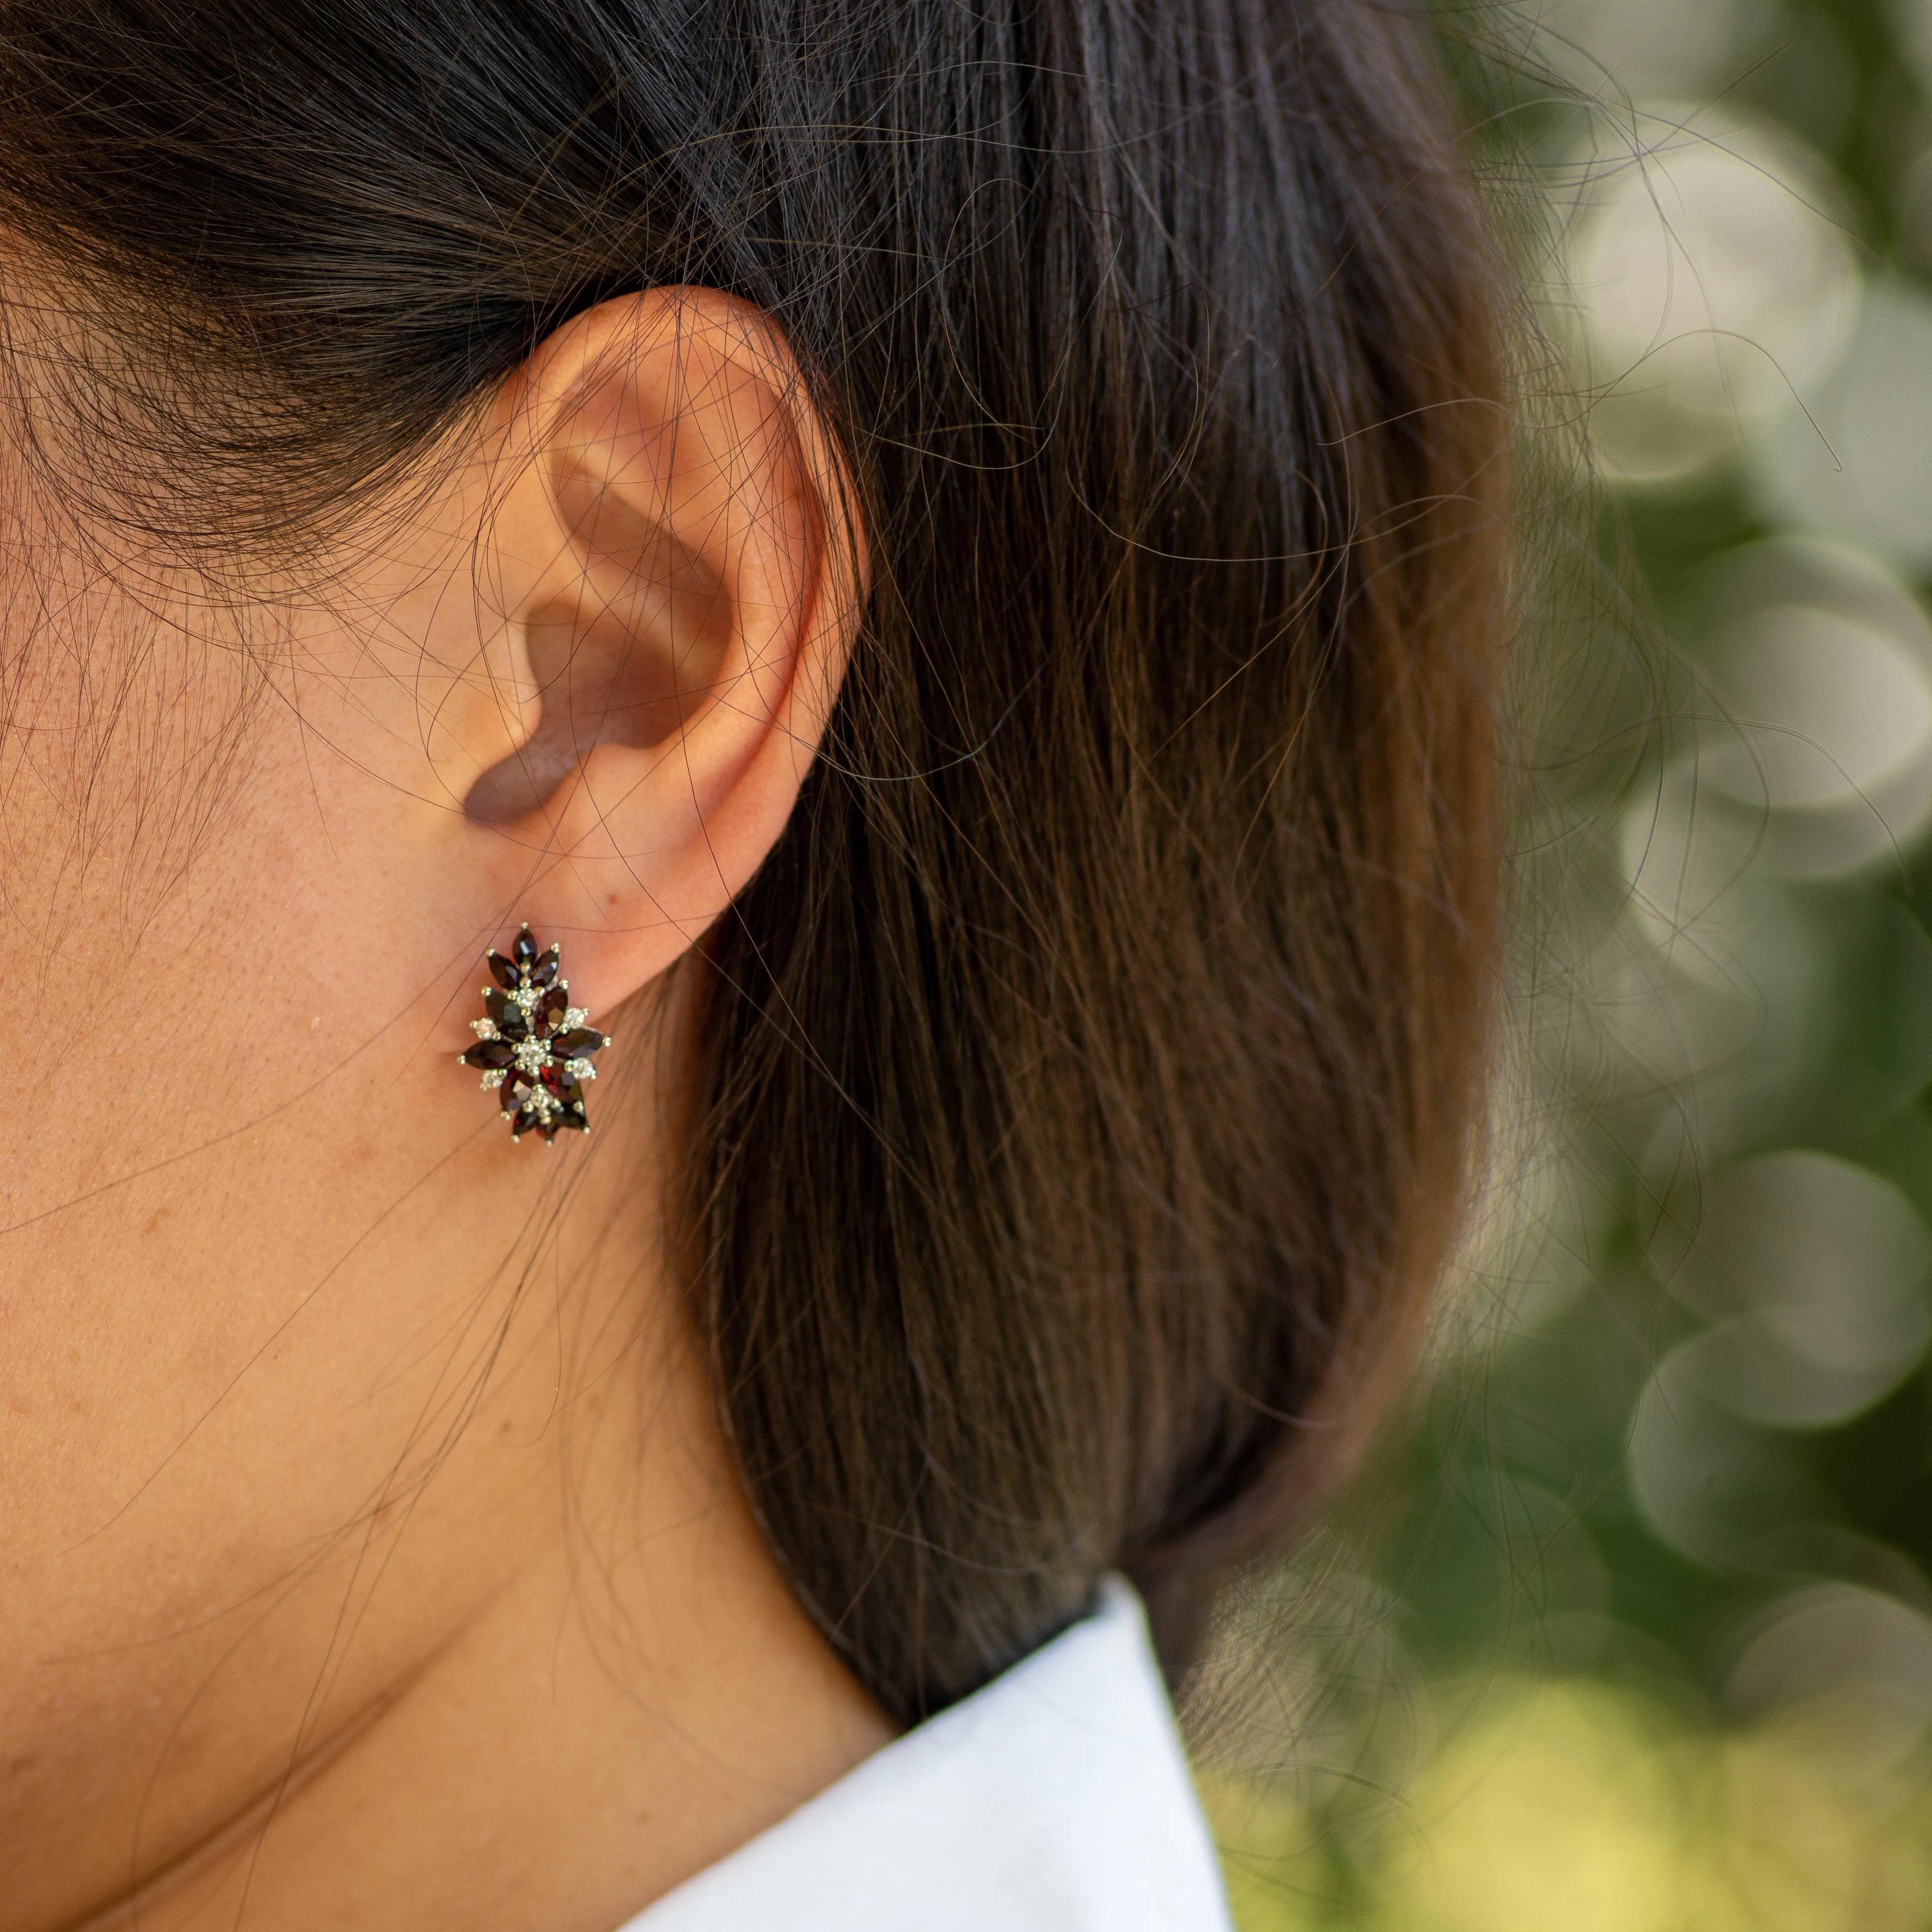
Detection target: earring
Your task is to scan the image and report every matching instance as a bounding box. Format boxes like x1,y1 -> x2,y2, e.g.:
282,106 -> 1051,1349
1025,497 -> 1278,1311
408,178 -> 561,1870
459,925 -> 611,1142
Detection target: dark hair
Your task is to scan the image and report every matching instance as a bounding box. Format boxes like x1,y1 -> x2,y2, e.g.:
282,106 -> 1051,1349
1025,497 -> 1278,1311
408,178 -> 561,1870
0,0 -> 1509,1722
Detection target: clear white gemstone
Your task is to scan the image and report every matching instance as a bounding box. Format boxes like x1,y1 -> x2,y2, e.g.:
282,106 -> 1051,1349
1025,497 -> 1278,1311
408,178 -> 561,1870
512,1038 -> 549,1074
564,1058 -> 596,1081
563,1007 -> 589,1029
471,1017 -> 499,1040
512,984 -> 539,1013
480,1069 -> 506,1090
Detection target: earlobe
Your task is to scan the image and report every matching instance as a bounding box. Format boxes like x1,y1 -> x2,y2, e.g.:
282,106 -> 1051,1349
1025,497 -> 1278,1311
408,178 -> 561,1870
458,287 -> 861,1011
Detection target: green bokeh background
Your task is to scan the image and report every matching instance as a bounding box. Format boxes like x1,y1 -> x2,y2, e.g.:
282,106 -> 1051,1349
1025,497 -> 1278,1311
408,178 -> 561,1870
1200,4 -> 1932,1925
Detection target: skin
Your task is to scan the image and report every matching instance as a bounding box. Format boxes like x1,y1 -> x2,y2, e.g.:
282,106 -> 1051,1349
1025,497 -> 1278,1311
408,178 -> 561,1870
0,288 -> 891,1930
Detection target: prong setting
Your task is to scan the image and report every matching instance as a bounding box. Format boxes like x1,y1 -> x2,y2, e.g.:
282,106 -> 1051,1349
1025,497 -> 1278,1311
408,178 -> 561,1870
459,924 -> 609,1142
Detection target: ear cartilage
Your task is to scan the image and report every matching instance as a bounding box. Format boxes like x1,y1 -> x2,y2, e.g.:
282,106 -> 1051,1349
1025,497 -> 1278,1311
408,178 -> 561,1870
457,923 -> 610,1143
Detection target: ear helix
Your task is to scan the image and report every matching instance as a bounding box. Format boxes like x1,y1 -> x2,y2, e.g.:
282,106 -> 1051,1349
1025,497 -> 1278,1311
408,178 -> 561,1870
458,924 -> 612,1143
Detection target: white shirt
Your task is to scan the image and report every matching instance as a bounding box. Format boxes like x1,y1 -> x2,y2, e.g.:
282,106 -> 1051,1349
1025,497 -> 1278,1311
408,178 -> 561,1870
624,1577 -> 1234,1930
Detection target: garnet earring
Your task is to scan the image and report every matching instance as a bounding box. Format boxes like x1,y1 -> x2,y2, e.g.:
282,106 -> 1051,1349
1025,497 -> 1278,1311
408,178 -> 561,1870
459,925 -> 611,1142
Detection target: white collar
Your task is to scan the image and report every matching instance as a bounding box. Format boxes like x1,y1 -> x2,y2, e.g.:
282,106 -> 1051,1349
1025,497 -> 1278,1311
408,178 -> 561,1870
624,1577 -> 1232,1930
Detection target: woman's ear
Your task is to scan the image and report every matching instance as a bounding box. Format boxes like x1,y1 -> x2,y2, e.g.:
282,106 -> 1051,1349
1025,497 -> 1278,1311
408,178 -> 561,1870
450,286 -> 862,1009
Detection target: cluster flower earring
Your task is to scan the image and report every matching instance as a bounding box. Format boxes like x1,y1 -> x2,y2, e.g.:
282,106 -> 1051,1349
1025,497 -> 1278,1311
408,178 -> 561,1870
459,925 -> 610,1141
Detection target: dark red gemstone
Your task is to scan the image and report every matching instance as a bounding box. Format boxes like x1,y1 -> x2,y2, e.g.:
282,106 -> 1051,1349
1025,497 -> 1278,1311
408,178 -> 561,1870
484,988 -> 530,1037
512,927 -> 540,965
512,1103 -> 543,1138
538,1066 -> 583,1105
486,950 -> 519,990
554,1108 -> 588,1133
550,1028 -> 603,1059
531,946 -> 561,988
464,1039 -> 516,1070
537,987 -> 569,1032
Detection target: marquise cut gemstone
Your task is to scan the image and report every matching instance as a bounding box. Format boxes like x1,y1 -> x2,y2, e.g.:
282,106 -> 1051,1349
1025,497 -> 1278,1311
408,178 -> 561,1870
464,1039 -> 516,1070
486,950 -> 520,991
551,1028 -> 604,1059
512,927 -> 540,966
531,946 -> 561,988
484,988 -> 531,1037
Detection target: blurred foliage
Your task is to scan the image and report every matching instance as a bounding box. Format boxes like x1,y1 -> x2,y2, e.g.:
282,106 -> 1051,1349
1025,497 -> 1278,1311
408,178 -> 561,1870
1197,1 -> 1932,1924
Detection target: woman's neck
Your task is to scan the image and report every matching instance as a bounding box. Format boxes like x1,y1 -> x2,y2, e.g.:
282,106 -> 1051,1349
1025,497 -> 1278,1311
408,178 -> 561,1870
12,1086 -> 891,1932
73,1440 -> 889,1932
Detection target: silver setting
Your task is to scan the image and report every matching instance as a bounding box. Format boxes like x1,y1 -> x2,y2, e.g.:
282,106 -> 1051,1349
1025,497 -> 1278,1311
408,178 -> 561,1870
460,923 -> 613,1143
